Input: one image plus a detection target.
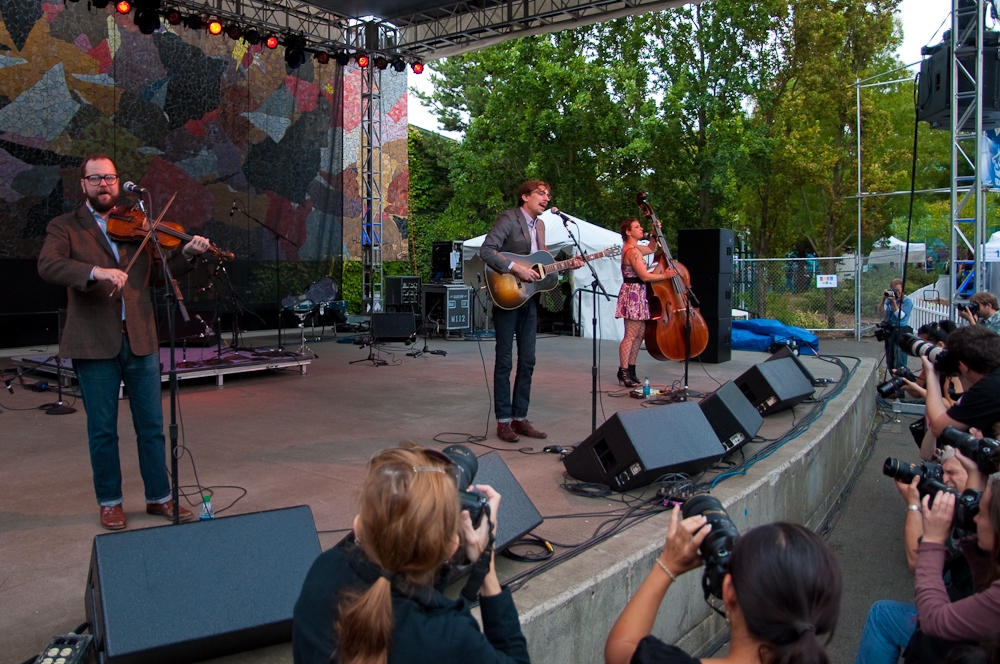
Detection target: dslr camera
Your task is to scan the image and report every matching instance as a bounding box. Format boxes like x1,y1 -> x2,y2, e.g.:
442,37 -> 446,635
956,301 -> 980,316
682,495 -> 740,602
876,365 -> 918,399
938,427 -> 1000,475
884,289 -> 897,298
442,444 -> 490,527
896,332 -> 960,375
874,321 -> 893,342
882,458 -> 981,532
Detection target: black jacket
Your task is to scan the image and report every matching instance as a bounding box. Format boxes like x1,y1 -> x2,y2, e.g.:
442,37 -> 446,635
292,542 -> 530,664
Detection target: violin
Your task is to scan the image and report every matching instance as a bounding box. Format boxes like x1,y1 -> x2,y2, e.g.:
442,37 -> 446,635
107,206 -> 234,261
636,192 -> 709,362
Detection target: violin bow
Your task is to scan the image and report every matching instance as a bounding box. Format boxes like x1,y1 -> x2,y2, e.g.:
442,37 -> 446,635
122,192 -> 177,276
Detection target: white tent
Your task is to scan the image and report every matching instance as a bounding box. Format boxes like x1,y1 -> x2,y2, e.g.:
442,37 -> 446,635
868,236 -> 927,265
462,210 -> 626,340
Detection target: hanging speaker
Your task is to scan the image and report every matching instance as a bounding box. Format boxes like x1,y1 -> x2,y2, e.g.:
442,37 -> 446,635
733,357 -> 814,416
562,402 -> 724,491
86,506 -> 321,664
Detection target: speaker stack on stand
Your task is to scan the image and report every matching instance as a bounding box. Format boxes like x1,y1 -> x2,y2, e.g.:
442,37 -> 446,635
677,229 -> 733,363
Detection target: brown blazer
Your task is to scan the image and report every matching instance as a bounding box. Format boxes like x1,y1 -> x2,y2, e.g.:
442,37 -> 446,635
37,206 -> 196,360
479,207 -> 548,274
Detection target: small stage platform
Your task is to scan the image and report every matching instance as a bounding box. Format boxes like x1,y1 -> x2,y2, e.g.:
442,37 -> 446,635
12,346 -> 313,388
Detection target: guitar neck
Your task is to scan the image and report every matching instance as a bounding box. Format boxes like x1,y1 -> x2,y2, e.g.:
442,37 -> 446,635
550,250 -> 607,272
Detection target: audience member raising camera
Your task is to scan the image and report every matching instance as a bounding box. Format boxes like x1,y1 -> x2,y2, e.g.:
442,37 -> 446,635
924,326 -> 1000,438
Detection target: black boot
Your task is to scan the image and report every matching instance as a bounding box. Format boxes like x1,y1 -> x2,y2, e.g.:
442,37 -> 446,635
628,365 -> 639,385
617,368 -> 639,387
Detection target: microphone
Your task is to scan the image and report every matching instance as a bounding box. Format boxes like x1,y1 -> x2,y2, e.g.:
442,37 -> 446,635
196,283 -> 214,293
194,314 -> 213,337
551,207 -> 573,226
404,331 -> 417,346
122,181 -> 146,194
3,377 -> 12,394
230,200 -> 238,219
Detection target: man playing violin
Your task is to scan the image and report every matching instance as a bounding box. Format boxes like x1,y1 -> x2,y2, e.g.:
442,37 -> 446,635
480,180 -> 584,443
38,153 -> 210,530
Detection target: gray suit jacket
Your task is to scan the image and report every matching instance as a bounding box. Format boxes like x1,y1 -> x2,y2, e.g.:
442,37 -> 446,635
37,206 -> 196,360
480,207 -> 548,274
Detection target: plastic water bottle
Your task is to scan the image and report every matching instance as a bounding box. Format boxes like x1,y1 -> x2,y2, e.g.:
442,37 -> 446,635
643,377 -> 651,398
199,495 -> 214,520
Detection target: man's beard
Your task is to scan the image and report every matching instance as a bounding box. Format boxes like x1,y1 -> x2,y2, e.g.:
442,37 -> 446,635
88,190 -> 118,213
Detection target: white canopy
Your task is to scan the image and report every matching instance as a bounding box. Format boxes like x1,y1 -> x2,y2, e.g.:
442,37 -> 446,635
868,236 -> 927,265
462,210 -> 626,340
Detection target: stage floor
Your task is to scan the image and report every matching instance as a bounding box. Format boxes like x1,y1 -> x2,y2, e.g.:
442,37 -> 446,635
0,333 -> 866,663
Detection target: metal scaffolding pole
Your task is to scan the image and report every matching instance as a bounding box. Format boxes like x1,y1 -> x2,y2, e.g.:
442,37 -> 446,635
360,58 -> 384,316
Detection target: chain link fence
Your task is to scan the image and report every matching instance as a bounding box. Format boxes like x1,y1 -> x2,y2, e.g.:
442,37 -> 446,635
733,252 -> 919,334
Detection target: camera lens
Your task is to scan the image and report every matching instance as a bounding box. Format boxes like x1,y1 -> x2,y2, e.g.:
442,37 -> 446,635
682,495 -> 739,599
442,445 -> 477,491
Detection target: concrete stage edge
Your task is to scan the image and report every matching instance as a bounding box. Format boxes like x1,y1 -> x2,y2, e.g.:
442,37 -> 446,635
513,359 -> 877,664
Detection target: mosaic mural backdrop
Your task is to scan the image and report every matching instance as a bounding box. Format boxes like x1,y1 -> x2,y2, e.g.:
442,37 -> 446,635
0,0 -> 409,344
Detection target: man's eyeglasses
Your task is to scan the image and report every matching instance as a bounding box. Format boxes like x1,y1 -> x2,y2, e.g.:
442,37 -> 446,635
532,189 -> 551,199
83,174 -> 119,185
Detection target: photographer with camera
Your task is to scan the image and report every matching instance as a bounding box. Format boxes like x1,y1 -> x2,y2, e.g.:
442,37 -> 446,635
605,505 -> 842,664
292,444 -> 528,664
894,321 -> 962,407
924,325 -> 1000,439
957,292 -> 1000,334
880,278 -> 914,373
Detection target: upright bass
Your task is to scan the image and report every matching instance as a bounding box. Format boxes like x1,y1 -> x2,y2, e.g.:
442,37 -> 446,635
637,192 -> 709,362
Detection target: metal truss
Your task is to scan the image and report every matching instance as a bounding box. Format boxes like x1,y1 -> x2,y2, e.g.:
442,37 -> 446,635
360,62 -> 384,316
166,0 -> 350,47
949,0 -> 988,303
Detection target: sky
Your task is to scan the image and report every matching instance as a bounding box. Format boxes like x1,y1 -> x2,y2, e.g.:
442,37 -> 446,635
406,0 -> 955,138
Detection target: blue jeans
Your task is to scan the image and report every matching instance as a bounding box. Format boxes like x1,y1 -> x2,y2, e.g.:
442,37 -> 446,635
855,600 -> 918,664
492,299 -> 537,421
73,335 -> 170,507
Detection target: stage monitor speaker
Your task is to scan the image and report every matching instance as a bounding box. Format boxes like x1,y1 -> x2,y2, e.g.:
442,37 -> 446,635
562,402 -> 725,491
371,312 -> 416,342
677,228 -> 734,274
699,380 -> 763,454
86,506 -> 321,664
473,451 -> 543,551
696,317 -> 731,364
765,345 -> 821,387
688,272 -> 732,319
733,357 -> 814,416
917,39 -> 1000,130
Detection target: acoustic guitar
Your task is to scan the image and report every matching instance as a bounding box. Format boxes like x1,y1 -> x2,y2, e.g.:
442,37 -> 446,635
484,246 -> 621,310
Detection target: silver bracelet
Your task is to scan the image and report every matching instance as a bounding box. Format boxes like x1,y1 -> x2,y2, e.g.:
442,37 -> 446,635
907,504 -> 921,513
655,557 -> 678,582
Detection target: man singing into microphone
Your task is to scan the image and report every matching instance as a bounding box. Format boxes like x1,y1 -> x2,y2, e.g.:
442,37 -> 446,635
480,181 -> 583,442
38,153 -> 211,530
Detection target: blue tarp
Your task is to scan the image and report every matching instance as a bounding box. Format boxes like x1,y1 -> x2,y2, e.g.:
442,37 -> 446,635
731,319 -> 820,355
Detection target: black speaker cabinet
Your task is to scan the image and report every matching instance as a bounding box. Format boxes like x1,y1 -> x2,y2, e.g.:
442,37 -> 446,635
563,402 -> 725,491
385,276 -> 421,311
733,357 -> 815,416
917,40 -> 1000,130
765,344 -> 820,387
688,272 -> 732,319
696,317 -> 731,364
371,312 -> 416,342
86,506 -> 321,664
474,451 -> 543,551
699,380 -> 763,454
677,228 -> 734,274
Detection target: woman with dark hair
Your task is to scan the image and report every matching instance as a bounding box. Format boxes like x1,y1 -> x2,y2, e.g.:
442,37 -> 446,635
615,217 -> 670,387
855,472 -> 1000,664
899,319 -> 962,406
292,444 -> 529,664
605,510 -> 842,664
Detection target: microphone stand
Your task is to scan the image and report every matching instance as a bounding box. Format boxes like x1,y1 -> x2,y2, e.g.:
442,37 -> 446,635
560,213 -> 609,434
233,204 -> 296,352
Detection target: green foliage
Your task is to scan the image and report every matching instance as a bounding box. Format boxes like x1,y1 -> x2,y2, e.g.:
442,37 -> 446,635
341,261 -> 415,314
249,261 -> 330,304
766,291 -> 827,328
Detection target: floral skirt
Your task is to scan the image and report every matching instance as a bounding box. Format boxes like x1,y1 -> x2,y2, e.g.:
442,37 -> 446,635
615,283 -> 651,320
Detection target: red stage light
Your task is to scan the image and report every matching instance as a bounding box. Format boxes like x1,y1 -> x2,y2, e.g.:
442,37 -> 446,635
165,8 -> 181,24
207,19 -> 223,35
411,62 -> 424,74
315,52 -> 330,64
115,0 -> 130,13
357,54 -> 369,67
265,35 -> 279,49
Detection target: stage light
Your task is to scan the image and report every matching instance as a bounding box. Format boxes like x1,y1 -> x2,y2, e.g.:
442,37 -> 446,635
390,57 -> 405,72
165,7 -> 181,24
314,51 -> 330,65
411,61 -> 424,74
207,19 -> 223,35
374,56 -> 388,70
224,24 -> 242,40
283,35 -> 306,69
183,14 -> 203,30
243,28 -> 261,45
265,35 -> 279,49
91,0 -> 110,8
334,51 -> 350,66
356,52 -> 369,67
115,1 -> 130,14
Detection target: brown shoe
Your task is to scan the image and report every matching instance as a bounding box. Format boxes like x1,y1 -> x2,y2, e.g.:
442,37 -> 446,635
146,501 -> 194,522
511,419 -> 547,439
100,504 -> 127,530
497,421 -> 521,442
